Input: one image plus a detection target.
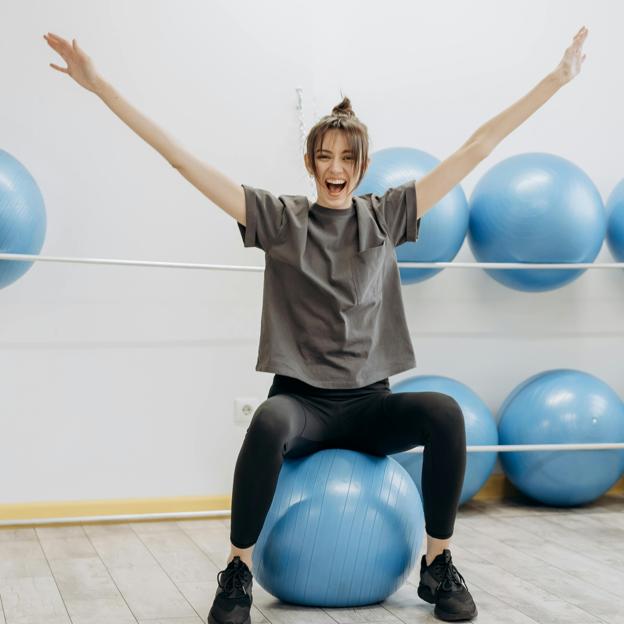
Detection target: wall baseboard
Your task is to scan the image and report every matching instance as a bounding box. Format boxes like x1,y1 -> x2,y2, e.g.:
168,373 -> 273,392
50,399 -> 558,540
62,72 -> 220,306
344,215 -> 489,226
471,473 -> 623,500
1,475 -> 622,529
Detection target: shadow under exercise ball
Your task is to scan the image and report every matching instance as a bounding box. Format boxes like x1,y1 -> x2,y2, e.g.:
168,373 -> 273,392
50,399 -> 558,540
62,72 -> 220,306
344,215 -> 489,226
606,178 -> 624,261
355,147 -> 469,284
389,375 -> 498,505
252,449 -> 424,607
468,152 -> 605,292
0,149 -> 46,289
498,369 -> 624,506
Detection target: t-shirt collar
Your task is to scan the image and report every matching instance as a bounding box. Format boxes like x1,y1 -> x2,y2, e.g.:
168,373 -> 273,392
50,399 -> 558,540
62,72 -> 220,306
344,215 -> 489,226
305,195 -> 387,253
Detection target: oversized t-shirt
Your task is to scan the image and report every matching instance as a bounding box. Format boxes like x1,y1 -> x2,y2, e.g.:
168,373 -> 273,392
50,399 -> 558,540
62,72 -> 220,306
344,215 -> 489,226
237,180 -> 420,389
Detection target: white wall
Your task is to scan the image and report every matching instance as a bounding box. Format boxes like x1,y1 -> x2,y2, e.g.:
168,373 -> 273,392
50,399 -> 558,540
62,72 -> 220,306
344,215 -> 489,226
1,0 -> 623,504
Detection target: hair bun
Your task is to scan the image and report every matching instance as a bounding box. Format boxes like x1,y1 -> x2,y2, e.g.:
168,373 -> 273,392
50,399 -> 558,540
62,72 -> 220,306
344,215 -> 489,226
332,96 -> 355,118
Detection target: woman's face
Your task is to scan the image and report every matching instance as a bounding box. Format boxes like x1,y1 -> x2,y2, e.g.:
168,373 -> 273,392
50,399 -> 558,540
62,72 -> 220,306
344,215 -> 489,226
305,129 -> 369,209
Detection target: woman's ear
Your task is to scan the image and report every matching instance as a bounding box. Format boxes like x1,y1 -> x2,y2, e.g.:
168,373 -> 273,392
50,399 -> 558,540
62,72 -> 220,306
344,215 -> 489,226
304,153 -> 313,176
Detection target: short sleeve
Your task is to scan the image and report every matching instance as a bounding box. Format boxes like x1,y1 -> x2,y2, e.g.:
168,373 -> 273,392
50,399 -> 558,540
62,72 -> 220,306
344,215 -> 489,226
365,180 -> 420,246
237,185 -> 289,252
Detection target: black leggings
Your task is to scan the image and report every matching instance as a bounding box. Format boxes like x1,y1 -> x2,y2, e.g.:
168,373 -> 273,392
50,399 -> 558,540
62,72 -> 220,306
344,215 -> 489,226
230,374 -> 467,548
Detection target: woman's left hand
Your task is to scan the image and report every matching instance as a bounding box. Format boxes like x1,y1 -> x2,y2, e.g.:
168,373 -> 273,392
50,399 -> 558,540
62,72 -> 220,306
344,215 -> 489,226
555,26 -> 588,86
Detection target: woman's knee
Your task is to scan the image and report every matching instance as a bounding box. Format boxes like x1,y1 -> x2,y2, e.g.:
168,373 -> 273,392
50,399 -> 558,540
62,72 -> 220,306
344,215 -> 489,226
423,392 -> 466,440
246,395 -> 304,444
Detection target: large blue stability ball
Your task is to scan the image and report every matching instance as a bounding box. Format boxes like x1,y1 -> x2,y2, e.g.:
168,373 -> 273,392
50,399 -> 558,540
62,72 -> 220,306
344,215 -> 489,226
0,149 -> 46,289
355,147 -> 468,284
606,178 -> 624,262
389,375 -> 498,505
252,448 -> 424,607
498,369 -> 624,506
468,153 -> 605,292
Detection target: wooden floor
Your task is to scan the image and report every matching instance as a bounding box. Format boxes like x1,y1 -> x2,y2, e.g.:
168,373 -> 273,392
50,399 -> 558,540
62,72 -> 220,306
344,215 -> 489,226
0,494 -> 623,624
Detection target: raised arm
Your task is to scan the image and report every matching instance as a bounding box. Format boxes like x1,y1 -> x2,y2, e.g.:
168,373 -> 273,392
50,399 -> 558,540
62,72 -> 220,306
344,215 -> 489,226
415,26 -> 589,219
43,32 -> 246,225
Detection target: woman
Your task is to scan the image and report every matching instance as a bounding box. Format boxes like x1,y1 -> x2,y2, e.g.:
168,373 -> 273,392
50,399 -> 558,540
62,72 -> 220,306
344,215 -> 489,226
44,26 -> 588,623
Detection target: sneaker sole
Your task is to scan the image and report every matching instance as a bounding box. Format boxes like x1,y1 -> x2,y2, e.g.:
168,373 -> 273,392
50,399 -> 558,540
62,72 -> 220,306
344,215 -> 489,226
434,604 -> 478,622
207,612 -> 251,624
418,584 -> 478,621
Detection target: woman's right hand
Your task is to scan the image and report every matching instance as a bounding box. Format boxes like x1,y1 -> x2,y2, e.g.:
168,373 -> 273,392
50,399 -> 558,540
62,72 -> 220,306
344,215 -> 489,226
44,32 -> 101,93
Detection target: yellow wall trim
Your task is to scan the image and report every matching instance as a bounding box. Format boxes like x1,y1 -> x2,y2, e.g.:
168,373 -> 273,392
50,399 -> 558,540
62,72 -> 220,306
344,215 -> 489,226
1,475 -> 622,529
472,473 -> 624,501
0,496 -> 232,526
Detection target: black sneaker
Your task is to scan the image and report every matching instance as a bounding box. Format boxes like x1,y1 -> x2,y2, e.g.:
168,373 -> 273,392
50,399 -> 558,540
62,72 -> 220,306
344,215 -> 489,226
417,549 -> 478,621
207,556 -> 253,624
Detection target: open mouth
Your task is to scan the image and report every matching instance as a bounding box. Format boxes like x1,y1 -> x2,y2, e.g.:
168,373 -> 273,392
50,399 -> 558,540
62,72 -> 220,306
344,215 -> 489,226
326,180 -> 347,195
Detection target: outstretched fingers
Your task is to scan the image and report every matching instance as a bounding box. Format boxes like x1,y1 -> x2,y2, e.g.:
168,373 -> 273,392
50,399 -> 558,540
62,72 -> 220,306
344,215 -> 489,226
44,32 -> 72,72
44,32 -> 71,57
44,32 -> 65,46
574,25 -> 587,39
568,26 -> 588,67
572,26 -> 588,49
49,63 -> 69,74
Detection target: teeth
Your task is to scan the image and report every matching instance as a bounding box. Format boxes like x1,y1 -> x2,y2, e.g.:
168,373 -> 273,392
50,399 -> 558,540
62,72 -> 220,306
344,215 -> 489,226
327,179 -> 346,184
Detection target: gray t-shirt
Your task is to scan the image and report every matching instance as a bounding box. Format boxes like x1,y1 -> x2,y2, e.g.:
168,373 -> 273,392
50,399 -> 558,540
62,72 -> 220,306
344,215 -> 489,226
238,180 -> 420,389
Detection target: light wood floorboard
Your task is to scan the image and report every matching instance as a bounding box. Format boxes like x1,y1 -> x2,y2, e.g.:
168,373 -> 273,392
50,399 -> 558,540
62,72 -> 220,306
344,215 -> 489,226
0,496 -> 622,623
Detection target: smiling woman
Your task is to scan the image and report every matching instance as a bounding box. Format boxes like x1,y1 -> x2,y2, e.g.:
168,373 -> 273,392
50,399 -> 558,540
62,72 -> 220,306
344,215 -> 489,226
303,97 -> 370,210
41,23 -> 592,624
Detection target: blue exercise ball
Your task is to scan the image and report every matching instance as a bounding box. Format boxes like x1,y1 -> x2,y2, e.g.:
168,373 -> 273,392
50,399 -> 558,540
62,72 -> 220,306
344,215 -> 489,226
252,448 -> 424,607
389,375 -> 498,505
355,147 -> 468,284
498,369 -> 624,506
0,150 -> 46,289
468,153 -> 605,292
606,178 -> 624,262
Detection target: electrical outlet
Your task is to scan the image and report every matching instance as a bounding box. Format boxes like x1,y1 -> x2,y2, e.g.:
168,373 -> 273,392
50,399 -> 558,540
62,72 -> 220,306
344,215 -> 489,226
234,397 -> 261,425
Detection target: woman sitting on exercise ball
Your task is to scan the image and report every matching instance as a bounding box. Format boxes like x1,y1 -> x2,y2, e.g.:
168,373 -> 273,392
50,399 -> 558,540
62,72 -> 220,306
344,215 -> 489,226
44,25 -> 588,623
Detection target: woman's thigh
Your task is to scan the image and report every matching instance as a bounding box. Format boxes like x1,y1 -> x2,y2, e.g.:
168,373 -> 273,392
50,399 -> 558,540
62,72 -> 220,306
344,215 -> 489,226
257,391 -> 345,460
338,390 -> 464,456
